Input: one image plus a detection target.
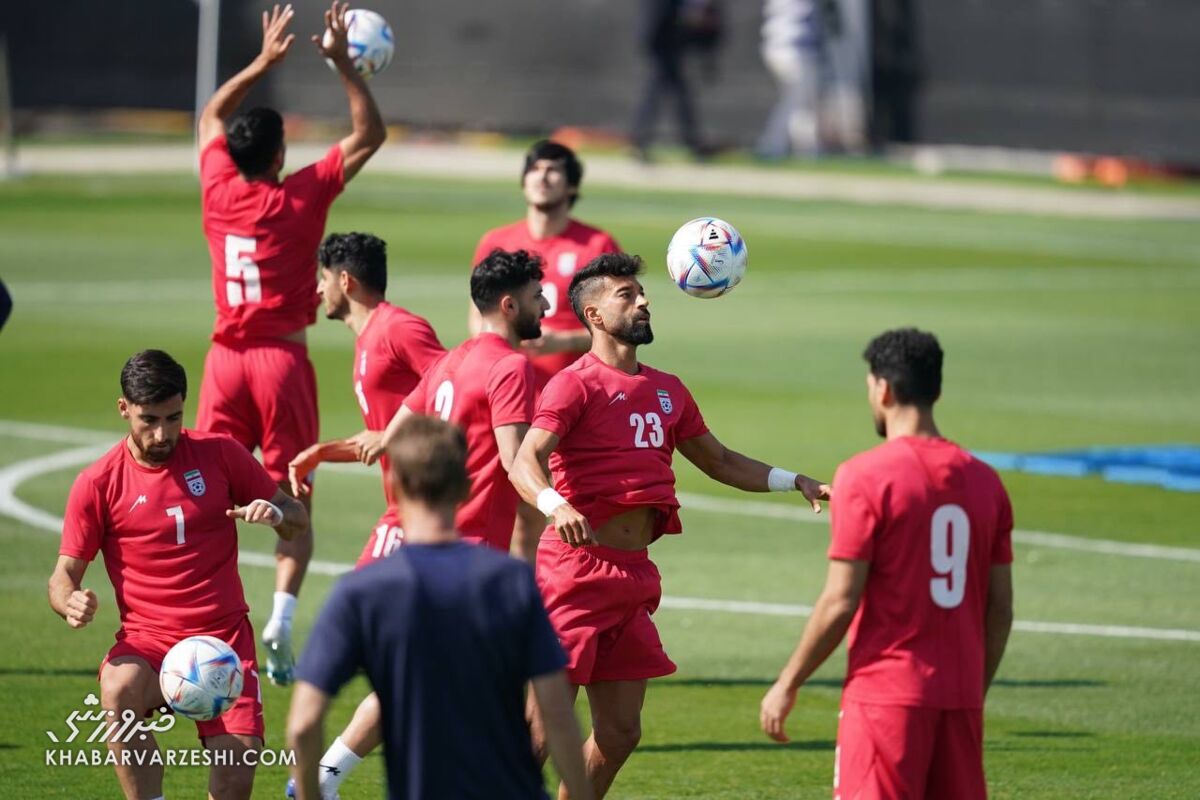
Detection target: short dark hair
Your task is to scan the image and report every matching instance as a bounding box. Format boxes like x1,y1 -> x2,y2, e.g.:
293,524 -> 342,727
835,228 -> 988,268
471,249 -> 544,312
567,252 -> 643,328
387,415 -> 471,508
226,108 -> 284,176
863,328 -> 943,406
318,232 -> 388,295
120,350 -> 187,405
523,139 -> 583,207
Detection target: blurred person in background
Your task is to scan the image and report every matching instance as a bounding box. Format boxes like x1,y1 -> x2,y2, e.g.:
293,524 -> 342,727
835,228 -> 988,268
757,0 -> 827,159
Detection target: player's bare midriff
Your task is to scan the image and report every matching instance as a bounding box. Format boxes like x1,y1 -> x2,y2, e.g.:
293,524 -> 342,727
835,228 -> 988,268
279,328 -> 307,345
592,506 -> 657,551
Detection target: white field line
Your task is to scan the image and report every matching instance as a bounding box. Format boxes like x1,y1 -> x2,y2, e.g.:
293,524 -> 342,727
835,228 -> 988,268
4,417 -> 1200,565
2,423 -> 1198,644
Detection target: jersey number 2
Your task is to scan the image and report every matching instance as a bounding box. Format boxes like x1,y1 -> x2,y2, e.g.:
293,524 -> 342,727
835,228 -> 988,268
930,504 -> 969,609
434,380 -> 455,421
225,235 -> 262,307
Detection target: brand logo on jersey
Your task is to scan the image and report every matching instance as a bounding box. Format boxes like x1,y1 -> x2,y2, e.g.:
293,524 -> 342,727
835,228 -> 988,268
608,392 -> 628,406
557,252 -> 577,277
184,469 -> 206,497
128,495 -> 147,513
657,389 -> 673,414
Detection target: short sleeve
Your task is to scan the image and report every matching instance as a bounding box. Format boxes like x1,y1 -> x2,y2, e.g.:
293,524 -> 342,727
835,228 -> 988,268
828,461 -> 880,562
991,481 -> 1014,565
199,136 -> 238,195
286,144 -> 345,212
60,472 -> 105,561
219,438 -> 281,506
519,566 -> 568,679
532,370 -> 587,437
403,368 -> 433,414
394,318 -> 446,375
487,355 -> 536,428
295,579 -> 363,695
673,382 -> 709,442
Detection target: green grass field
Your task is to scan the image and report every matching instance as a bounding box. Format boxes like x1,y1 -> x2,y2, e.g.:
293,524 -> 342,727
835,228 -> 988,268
1,168 -> 1198,798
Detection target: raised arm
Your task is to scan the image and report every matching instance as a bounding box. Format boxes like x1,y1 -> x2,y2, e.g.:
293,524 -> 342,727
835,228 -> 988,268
48,555 -> 97,628
677,431 -> 830,512
287,434 -> 378,495
198,4 -> 296,149
760,558 -> 869,743
984,564 -> 1014,695
510,427 -> 593,547
312,1 -> 386,181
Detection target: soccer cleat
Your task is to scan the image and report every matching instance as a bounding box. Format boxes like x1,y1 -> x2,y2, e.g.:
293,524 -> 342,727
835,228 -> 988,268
286,776 -> 340,800
261,619 -> 295,687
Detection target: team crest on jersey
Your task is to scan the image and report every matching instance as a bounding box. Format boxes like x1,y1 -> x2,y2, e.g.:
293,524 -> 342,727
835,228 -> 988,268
184,469 -> 206,497
656,389 -> 673,414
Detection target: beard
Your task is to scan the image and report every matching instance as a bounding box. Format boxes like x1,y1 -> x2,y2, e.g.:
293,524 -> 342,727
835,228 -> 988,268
612,315 -> 654,346
135,437 -> 176,465
516,310 -> 543,341
873,414 -> 887,438
324,296 -> 350,320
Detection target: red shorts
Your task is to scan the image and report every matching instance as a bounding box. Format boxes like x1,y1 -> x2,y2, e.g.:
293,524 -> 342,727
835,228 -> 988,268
100,617 -> 264,740
355,510 -> 405,569
195,338 -> 318,482
535,535 -> 676,685
834,700 -> 985,800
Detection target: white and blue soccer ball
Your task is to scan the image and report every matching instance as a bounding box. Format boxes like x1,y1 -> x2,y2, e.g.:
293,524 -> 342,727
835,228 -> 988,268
666,217 -> 748,298
159,635 -> 244,721
324,8 -> 395,79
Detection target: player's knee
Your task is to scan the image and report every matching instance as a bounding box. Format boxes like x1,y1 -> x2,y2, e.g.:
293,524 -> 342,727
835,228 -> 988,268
592,718 -> 641,759
100,668 -> 151,714
209,765 -> 255,800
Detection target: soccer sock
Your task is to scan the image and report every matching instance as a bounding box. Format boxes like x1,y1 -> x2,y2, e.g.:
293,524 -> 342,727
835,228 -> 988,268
269,591 -> 297,629
318,737 -> 363,797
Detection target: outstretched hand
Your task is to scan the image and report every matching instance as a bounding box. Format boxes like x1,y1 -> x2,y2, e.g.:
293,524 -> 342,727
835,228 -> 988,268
259,4 -> 296,67
227,499 -> 284,527
312,1 -> 352,65
796,475 -> 832,514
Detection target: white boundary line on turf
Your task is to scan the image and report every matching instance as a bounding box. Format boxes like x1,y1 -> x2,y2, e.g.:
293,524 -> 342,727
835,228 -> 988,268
4,417 -> 1200,564
2,428 -> 1199,644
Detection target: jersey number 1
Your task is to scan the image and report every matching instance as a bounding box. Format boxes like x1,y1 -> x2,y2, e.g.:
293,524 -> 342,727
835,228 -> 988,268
166,506 -> 185,544
225,235 -> 262,307
930,504 -> 969,609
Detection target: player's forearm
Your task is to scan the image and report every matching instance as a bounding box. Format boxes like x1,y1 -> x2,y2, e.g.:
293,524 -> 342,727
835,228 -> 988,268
776,592 -> 857,691
509,448 -> 555,508
983,604 -> 1014,695
706,447 -> 774,492
47,568 -> 79,619
335,58 -> 386,150
317,439 -> 364,463
201,56 -> 271,126
274,498 -> 310,542
532,672 -> 594,800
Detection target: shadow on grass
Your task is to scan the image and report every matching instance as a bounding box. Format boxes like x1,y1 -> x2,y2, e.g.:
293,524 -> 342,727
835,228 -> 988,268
0,668 -> 97,677
657,677 -> 842,689
1011,730 -> 1095,738
639,740 -> 835,754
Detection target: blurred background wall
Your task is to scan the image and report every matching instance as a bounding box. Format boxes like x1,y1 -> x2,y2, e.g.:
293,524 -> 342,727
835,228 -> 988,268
5,0 -> 1199,163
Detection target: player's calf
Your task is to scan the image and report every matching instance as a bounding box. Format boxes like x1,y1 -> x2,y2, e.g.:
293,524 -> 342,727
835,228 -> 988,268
205,733 -> 261,800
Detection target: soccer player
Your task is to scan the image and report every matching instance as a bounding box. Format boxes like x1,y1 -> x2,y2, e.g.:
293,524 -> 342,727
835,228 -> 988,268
509,253 -> 830,799
286,232 -> 445,566
48,350 -> 307,800
194,2 -> 386,685
282,233 -> 444,800
470,140 -> 620,389
760,328 -> 1015,799
287,415 -> 593,800
294,248 -> 545,799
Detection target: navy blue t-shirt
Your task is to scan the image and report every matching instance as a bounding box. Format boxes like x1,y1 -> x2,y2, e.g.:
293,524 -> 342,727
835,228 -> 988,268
297,542 -> 567,800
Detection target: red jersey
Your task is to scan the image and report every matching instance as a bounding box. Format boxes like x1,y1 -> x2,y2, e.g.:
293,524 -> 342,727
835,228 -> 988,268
829,436 -> 1014,709
473,219 -> 620,382
353,302 -> 446,515
200,136 -> 345,342
532,353 -> 709,540
60,430 -> 280,637
403,333 -> 535,549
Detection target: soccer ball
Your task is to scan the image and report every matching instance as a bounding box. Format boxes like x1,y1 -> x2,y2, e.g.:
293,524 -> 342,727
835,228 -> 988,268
159,636 -> 244,721
324,9 -> 395,79
665,217 -> 748,298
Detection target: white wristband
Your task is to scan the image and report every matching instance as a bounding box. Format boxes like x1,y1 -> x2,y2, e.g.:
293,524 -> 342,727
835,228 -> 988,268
768,468 -> 798,493
253,499 -> 284,527
536,488 -> 567,515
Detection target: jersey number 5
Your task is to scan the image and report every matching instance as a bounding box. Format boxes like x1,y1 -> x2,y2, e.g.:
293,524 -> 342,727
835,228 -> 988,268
225,235 -> 262,307
930,504 -> 969,609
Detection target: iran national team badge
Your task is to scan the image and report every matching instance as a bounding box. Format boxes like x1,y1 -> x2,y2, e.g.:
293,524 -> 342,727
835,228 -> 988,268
656,389 -> 673,414
184,469 -> 206,497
